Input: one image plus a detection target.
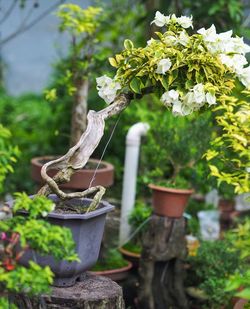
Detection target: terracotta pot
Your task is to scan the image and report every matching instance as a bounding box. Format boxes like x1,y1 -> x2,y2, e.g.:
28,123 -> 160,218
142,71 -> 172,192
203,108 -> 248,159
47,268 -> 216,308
31,156 -> 114,190
234,299 -> 248,309
89,261 -> 132,282
119,247 -> 141,268
149,184 -> 194,218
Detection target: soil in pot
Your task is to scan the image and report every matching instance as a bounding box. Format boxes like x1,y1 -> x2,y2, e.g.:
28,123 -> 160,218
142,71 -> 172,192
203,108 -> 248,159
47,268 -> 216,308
31,156 -> 114,189
149,184 -> 194,218
17,195 -> 114,287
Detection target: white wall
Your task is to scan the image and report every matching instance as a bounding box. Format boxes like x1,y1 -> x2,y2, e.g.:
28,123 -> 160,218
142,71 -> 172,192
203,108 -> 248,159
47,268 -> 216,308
1,0 -> 91,96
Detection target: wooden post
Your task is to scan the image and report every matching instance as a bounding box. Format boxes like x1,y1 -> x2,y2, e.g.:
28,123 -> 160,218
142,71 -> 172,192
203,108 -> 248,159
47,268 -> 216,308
138,214 -> 188,309
12,273 -> 125,309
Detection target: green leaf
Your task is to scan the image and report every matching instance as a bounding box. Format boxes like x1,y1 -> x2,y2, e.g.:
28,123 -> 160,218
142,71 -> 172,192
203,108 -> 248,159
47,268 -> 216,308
124,39 -> 134,50
108,57 -> 118,68
130,77 -> 142,94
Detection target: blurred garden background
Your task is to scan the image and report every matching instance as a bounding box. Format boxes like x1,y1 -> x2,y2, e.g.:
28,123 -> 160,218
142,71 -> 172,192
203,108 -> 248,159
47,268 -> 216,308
0,1 -> 250,308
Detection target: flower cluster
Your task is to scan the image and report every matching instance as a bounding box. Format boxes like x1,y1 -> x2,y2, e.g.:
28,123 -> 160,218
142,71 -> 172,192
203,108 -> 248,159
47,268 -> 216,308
96,75 -> 121,104
161,84 -> 216,116
96,12 -> 250,117
151,11 -> 193,29
197,24 -> 250,88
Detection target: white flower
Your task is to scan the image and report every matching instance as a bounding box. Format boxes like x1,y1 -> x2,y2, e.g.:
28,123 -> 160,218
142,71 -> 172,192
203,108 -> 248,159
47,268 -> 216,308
160,89 -> 179,106
229,37 -> 250,54
205,92 -> 216,105
155,58 -> 172,74
177,30 -> 189,46
96,75 -> 121,104
164,35 -> 178,46
197,24 -> 217,43
183,91 -> 195,105
219,54 -> 247,73
238,66 -> 250,89
147,38 -> 155,45
172,100 -> 184,116
176,16 -> 193,29
193,83 -> 206,104
151,11 -> 169,27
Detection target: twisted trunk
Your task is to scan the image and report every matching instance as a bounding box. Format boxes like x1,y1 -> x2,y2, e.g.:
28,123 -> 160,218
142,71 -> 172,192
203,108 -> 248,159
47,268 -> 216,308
37,94 -> 132,200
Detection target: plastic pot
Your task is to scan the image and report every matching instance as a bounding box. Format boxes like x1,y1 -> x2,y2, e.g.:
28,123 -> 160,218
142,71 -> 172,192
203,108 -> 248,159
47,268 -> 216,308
149,184 -> 194,218
18,195 -> 114,287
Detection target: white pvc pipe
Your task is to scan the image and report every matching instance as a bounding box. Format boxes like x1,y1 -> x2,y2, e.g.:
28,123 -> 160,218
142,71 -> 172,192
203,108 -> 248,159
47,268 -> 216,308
119,122 -> 150,246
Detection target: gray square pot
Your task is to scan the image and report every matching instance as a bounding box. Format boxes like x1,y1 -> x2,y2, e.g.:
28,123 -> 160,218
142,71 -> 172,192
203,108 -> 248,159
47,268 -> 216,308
19,195 -> 114,287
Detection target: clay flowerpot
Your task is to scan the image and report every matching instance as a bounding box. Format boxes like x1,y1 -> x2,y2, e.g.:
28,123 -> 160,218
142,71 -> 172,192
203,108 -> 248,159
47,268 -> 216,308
89,261 -> 133,282
31,156 -> 114,190
119,247 -> 141,268
149,184 -> 194,218
234,299 -> 248,309
16,195 -> 114,287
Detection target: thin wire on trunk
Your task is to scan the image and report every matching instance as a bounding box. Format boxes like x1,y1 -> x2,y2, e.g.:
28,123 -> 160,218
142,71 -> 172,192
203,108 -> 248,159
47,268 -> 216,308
88,113 -> 122,189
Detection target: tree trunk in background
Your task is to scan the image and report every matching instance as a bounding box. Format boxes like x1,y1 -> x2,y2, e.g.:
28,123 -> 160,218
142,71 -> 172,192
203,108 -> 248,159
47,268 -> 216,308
138,215 -> 188,309
70,79 -> 89,146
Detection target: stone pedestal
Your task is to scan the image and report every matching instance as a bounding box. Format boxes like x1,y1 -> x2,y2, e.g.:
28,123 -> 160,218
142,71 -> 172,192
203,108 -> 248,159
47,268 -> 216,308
13,273 -> 125,309
138,214 -> 188,309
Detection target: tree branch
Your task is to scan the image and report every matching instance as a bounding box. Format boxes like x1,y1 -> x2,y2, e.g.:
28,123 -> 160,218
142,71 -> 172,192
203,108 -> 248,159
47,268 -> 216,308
37,93 -> 131,200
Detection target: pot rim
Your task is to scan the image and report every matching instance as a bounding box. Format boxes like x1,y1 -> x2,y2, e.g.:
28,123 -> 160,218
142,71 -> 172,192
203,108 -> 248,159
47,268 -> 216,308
89,260 -> 133,276
119,247 -> 141,258
7,195 -> 114,220
148,183 -> 194,195
31,156 -> 114,172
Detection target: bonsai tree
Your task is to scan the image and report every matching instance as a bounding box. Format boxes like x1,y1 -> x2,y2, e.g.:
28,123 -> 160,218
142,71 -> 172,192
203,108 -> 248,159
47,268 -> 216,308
37,12 -> 250,208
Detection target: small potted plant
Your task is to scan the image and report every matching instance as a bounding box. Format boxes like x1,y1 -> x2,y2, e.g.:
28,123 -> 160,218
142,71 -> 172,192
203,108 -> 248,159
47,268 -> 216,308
138,105 -> 213,218
120,201 -> 152,267
89,248 -> 132,282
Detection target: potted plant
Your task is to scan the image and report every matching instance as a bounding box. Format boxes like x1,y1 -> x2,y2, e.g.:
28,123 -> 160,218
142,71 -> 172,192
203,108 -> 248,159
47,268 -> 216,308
89,248 -> 132,282
2,9 -> 249,298
137,104 -> 214,217
120,201 -> 152,267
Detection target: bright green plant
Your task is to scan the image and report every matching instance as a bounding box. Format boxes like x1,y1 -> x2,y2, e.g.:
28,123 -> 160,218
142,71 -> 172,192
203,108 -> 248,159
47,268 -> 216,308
205,93 -> 250,195
0,124 -> 19,194
0,193 -> 79,307
225,219 -> 250,300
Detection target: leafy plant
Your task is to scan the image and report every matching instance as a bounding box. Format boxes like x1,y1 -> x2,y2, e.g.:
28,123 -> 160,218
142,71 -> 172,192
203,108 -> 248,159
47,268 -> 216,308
0,124 -> 20,194
187,239 -> 241,308
126,201 -> 152,251
91,249 -> 128,271
225,219 -> 250,300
